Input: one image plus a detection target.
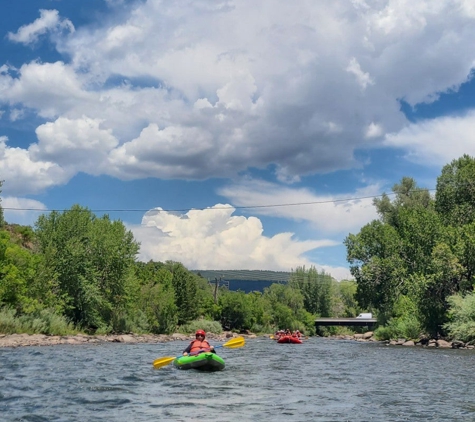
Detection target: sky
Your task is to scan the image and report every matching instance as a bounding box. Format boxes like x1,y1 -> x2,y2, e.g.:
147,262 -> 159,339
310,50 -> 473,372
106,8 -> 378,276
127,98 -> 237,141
1,0 -> 475,281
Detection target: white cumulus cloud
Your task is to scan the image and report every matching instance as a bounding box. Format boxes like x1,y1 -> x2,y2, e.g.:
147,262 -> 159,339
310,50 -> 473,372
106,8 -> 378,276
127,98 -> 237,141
218,179 -> 379,236
1,0 -> 474,193
384,110 -> 475,166
7,9 -> 74,45
130,204 -> 346,277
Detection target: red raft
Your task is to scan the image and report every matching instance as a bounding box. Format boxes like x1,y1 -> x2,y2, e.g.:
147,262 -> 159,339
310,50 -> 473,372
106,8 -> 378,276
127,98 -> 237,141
276,335 -> 303,344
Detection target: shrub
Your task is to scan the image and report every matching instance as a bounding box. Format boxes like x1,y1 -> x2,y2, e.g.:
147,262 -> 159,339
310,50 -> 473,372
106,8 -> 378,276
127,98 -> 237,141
0,307 -> 76,335
179,319 -> 223,335
250,323 -> 273,334
373,325 -> 393,341
444,293 -> 475,343
374,315 -> 421,341
0,308 -> 20,334
20,309 -> 76,335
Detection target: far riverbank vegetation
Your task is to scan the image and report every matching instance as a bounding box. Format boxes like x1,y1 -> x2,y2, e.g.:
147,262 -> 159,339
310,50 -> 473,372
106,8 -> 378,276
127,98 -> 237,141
2,155 -> 475,343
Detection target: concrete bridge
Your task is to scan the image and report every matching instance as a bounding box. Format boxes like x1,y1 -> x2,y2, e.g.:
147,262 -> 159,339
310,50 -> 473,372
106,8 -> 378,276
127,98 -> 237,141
315,317 -> 377,328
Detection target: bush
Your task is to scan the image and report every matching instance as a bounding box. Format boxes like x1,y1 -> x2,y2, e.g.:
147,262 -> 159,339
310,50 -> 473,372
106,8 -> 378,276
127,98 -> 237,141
0,308 -> 20,334
178,319 -> 223,335
374,315 -> 421,341
373,325 -> 393,341
20,309 -> 76,335
110,309 -> 150,334
0,307 -> 76,335
250,323 -> 273,334
444,293 -> 475,343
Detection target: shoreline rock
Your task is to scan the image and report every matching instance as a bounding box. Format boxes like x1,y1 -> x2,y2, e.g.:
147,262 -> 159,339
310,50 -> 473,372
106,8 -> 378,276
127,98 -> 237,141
0,332 -> 258,348
326,331 -> 475,349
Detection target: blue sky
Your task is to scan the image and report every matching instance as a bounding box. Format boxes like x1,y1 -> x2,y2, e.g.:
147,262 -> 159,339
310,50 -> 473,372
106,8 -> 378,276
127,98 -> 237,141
2,0 -> 475,280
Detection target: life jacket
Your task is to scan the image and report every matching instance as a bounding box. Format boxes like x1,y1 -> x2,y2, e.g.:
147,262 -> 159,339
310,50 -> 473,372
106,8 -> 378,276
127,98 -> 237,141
189,339 -> 211,354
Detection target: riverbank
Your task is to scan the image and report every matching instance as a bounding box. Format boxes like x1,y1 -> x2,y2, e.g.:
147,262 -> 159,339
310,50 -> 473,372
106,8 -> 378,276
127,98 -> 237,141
328,331 -> 475,349
0,332 -> 258,348
3,330 -> 473,349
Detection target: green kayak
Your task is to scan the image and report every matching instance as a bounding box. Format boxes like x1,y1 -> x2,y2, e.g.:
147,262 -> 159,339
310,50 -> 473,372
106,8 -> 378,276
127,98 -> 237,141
173,352 -> 225,371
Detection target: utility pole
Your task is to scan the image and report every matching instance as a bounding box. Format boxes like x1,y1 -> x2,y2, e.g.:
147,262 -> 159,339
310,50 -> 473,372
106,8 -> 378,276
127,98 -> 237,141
214,277 -> 219,304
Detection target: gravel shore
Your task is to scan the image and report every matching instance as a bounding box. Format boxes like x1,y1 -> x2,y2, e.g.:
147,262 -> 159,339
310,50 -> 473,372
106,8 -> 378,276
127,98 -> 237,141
0,332 -> 258,348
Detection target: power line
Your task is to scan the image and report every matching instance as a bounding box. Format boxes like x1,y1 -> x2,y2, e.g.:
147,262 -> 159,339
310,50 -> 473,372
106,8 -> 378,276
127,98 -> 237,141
1,187 -> 436,214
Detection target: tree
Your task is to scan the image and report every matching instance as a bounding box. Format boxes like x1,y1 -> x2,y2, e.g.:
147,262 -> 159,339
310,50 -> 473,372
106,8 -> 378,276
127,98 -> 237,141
34,205 -> 139,331
331,280 -> 360,318
374,177 -> 432,227
134,261 -> 179,334
416,242 -> 465,334
0,180 -> 5,228
262,283 -> 306,329
345,220 -> 406,319
436,154 -> 475,226
138,281 -> 177,334
443,293 -> 475,342
289,266 -> 333,316
0,230 -> 44,313
164,261 -> 199,325
219,290 -> 253,330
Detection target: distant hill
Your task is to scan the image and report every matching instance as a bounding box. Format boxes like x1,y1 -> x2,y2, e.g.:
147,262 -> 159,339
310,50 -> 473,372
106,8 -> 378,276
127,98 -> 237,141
191,270 -> 290,293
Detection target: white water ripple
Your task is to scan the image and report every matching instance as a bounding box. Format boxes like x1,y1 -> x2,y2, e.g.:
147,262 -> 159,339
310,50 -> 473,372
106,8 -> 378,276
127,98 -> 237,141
1,338 -> 475,421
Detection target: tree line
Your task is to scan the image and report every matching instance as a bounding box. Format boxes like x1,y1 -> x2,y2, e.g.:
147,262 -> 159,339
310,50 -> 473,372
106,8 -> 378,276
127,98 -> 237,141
2,154 -> 475,342
346,154 -> 475,342
0,192 -> 356,336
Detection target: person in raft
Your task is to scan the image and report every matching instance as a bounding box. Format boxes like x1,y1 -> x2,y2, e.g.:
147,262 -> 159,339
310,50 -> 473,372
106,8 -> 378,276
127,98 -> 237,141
182,329 -> 215,356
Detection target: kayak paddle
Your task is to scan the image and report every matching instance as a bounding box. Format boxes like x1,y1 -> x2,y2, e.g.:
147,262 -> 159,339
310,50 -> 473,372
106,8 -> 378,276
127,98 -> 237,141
152,336 -> 246,369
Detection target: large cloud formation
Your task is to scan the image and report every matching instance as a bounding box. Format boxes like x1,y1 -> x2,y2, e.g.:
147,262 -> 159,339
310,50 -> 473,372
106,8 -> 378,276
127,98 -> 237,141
1,0 -> 475,279
131,204 -> 353,278
0,0 -> 474,194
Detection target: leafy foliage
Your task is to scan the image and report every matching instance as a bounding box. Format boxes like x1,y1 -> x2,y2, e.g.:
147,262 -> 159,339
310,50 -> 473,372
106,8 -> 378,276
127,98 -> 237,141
289,266 -> 332,316
0,307 -> 75,335
346,155 -> 475,339
443,293 -> 475,343
34,205 -> 139,331
179,319 -> 223,335
0,180 -> 4,229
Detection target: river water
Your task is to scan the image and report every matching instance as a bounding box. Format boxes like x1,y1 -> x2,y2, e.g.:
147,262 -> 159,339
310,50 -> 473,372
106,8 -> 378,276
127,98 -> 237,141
1,336 -> 475,421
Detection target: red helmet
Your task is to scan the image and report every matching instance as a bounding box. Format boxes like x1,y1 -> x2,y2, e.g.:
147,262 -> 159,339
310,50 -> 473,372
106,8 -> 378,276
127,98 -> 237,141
195,329 -> 206,337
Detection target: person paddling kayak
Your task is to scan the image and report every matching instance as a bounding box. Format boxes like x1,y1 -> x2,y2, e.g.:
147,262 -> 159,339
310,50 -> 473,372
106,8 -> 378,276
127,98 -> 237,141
183,330 -> 215,356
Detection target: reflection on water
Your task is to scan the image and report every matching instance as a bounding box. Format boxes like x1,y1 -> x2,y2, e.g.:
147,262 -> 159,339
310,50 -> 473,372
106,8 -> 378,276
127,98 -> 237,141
1,337 -> 475,421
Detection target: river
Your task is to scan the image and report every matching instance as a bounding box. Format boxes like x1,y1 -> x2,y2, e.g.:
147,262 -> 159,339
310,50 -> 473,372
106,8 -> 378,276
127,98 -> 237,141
1,336 -> 474,421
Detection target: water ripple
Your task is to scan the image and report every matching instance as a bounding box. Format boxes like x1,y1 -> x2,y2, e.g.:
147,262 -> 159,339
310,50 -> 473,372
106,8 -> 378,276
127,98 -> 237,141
1,339 -> 475,421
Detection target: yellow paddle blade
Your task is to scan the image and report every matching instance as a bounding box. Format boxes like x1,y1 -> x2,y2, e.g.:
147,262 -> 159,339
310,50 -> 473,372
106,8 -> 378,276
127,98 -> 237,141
269,335 -> 275,340
223,336 -> 245,349
152,356 -> 176,369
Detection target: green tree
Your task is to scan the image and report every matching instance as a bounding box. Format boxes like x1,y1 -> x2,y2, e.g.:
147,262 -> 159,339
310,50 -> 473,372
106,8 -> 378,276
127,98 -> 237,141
444,293 -> 475,342
373,177 -> 432,227
219,290 -> 253,330
164,261 -> 199,325
263,283 -> 306,330
0,180 -> 4,228
0,230 -> 43,313
289,266 -> 333,316
345,220 -> 406,319
435,154 -> 475,226
331,280 -> 360,318
134,262 -> 178,334
35,205 -> 139,331
414,242 -> 465,334
138,281 -> 177,333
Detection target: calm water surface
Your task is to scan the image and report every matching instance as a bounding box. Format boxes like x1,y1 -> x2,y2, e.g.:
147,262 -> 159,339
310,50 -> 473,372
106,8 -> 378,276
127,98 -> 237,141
1,337 -> 475,421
